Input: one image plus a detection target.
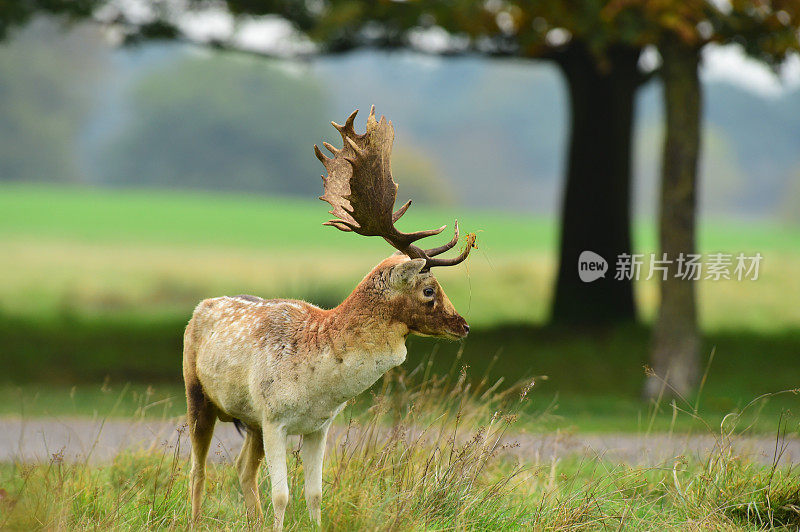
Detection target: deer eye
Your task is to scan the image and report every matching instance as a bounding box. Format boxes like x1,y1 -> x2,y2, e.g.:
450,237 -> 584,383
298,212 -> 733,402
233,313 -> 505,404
423,287 -> 435,298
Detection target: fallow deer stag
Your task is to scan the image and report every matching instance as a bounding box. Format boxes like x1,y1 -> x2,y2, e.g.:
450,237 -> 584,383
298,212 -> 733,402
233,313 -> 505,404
183,106 -> 476,529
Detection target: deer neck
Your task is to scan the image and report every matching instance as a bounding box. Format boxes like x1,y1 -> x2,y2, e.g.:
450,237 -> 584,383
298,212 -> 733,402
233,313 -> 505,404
323,292 -> 408,359
293,293 -> 407,405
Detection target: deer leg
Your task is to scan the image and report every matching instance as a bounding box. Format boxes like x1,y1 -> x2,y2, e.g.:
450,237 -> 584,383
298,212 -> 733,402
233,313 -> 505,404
262,423 -> 289,531
236,428 -> 265,521
300,426 -> 329,526
186,382 -> 217,522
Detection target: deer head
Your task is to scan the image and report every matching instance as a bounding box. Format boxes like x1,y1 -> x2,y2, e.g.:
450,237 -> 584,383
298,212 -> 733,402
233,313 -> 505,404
315,106 -> 476,339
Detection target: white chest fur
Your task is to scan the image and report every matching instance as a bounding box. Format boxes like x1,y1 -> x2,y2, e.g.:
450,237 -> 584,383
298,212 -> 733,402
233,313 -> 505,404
333,342 -> 408,400
269,342 -> 407,435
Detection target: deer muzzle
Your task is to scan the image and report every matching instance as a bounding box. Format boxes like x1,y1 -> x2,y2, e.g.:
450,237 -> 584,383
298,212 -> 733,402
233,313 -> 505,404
450,314 -> 470,339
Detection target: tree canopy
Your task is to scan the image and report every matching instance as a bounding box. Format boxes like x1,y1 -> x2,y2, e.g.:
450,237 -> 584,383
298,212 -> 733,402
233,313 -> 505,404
5,1 -> 797,67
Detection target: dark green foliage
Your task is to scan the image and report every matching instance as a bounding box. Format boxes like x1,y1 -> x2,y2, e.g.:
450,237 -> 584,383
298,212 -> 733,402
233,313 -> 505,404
0,20 -> 107,183
99,55 -> 331,196
0,0 -> 98,40
2,312 -> 799,433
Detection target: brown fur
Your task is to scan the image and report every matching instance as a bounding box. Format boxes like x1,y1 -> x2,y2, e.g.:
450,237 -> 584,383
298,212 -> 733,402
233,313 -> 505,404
183,255 -> 468,528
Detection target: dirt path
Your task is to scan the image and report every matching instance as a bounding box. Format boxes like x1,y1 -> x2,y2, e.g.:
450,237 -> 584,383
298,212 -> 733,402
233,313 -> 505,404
1,417 -> 797,467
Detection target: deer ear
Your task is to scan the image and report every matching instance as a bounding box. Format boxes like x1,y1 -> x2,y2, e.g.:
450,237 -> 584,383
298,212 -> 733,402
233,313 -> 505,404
390,258 -> 426,287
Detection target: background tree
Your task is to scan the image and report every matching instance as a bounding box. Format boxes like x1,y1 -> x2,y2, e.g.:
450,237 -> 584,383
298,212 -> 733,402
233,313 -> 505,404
604,0 -> 800,397
0,19 -> 107,183
649,32 -> 704,399
100,56 -> 331,196
0,0 -> 97,40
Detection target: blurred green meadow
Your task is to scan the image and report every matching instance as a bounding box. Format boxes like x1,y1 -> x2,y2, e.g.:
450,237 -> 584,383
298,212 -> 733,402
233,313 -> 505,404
3,183 -> 800,328
2,183 -> 799,433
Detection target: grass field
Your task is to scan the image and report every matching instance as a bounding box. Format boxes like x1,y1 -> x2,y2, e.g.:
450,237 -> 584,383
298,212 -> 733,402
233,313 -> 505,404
5,444 -> 799,530
2,184 -> 800,329
1,184 -> 799,434
2,184 -> 799,529
2,372 -> 799,530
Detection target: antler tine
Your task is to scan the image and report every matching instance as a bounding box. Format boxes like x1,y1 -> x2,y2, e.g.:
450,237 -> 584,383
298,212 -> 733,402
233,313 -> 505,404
402,225 -> 446,244
392,200 -> 412,223
331,109 -> 360,139
322,141 -> 339,155
313,145 -> 329,164
344,137 -> 363,158
324,220 -> 356,232
422,233 -> 477,269
344,109 -> 358,132
424,220 -> 460,257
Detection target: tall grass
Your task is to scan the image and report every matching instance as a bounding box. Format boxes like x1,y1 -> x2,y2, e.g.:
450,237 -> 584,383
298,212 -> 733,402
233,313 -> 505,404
2,360 -> 799,530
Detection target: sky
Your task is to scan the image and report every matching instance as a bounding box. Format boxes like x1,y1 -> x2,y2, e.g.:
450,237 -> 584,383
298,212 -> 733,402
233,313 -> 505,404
702,44 -> 800,98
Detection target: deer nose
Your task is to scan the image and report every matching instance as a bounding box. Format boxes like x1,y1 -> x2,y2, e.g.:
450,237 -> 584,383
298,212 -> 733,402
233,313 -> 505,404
463,324 -> 470,334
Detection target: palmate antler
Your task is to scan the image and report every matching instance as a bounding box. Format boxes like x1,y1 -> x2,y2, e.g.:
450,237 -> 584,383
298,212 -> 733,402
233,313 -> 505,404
314,106 -> 476,270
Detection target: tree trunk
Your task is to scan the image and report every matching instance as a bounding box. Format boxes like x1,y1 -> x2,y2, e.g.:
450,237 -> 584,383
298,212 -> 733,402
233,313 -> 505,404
644,37 -> 702,399
551,44 -> 641,325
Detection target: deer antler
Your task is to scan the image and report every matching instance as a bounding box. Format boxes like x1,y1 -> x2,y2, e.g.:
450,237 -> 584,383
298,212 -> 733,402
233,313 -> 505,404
314,106 -> 476,270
